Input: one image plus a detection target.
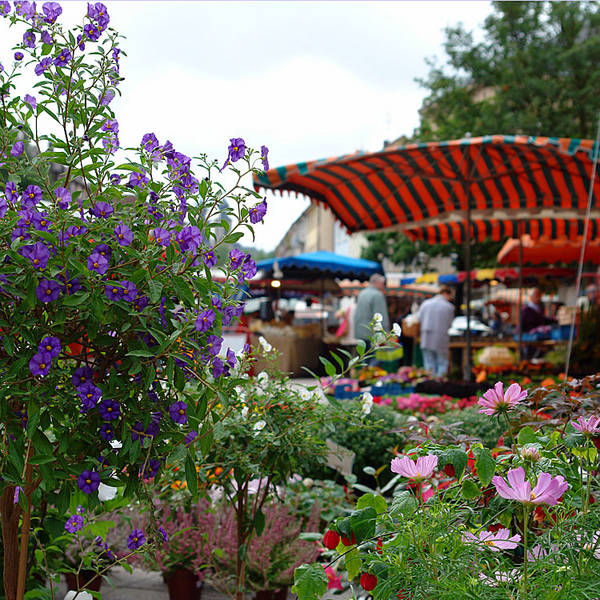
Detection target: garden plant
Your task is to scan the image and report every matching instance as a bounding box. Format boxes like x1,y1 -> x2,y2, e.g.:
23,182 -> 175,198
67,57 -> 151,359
0,3 -> 270,597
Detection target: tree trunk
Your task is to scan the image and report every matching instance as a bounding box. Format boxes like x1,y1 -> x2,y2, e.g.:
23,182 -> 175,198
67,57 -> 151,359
1,486 -> 22,600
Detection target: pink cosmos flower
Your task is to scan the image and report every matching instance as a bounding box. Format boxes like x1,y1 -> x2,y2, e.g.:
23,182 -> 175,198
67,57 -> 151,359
492,467 -> 568,505
478,382 -> 527,415
390,454 -> 438,481
462,528 -> 521,552
571,415 -> 600,435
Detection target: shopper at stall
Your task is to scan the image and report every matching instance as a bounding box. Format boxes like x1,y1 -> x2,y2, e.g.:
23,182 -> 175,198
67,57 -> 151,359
417,286 -> 455,377
354,273 -> 389,351
520,287 -> 556,333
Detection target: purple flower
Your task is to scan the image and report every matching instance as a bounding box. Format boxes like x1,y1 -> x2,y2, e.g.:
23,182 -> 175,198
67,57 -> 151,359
32,212 -> 52,231
94,243 -> 112,260
99,423 -> 115,441
87,252 -> 109,274
40,30 -> 54,45
29,351 -> 53,376
134,294 -> 149,312
478,382 -> 527,416
114,223 -> 133,246
92,201 -> 113,218
38,336 -> 61,358
14,52 -> 24,61
11,227 -> 31,243
249,199 -> 267,224
141,133 -> 159,151
158,526 -> 168,542
152,227 -> 171,246
23,94 -> 36,110
19,242 -> 50,269
169,401 -> 187,425
195,308 -> 215,333
120,280 -> 137,302
390,454 -> 438,481
105,282 -> 123,301
0,1 -> 10,15
60,273 -> 82,295
23,30 -> 36,48
184,430 -> 197,447
98,399 -> 120,421
147,204 -> 163,221
65,514 -> 84,533
76,34 -> 85,51
260,145 -> 269,171
34,57 -> 53,76
221,137 -> 246,170
72,366 -> 93,387
5,182 -> 18,203
128,171 -> 149,188
102,118 -> 118,133
203,250 -> 216,268
226,348 -> 237,368
22,185 -> 42,208
78,382 -> 102,409
229,248 -> 245,270
211,356 -> 225,378
127,529 -> 145,550
88,2 -> 110,25
54,186 -> 71,209
206,334 -> 223,356
42,2 -> 62,24
54,48 -> 71,68
110,173 -> 121,185
36,279 -> 60,302
176,226 -> 203,252
99,89 -> 115,106
0,198 -> 6,219
141,458 -> 160,479
10,141 -> 24,157
77,470 -> 100,494
572,415 -> 600,436
14,1 -> 35,19
241,256 -> 257,280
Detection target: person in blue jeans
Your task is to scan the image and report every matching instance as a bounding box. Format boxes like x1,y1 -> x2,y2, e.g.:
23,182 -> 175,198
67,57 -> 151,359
417,286 -> 455,377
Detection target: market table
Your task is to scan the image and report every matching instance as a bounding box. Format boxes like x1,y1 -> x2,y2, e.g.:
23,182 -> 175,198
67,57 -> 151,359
249,331 -> 322,376
448,338 -> 567,373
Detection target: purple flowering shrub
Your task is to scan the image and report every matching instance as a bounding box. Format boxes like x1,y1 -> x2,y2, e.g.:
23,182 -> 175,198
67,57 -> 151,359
0,3 -> 270,597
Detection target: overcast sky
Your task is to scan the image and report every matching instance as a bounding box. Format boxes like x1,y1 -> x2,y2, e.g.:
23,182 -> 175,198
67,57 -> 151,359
0,1 -> 492,250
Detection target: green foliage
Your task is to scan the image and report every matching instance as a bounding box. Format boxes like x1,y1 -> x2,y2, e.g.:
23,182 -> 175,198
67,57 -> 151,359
434,405 -> 505,449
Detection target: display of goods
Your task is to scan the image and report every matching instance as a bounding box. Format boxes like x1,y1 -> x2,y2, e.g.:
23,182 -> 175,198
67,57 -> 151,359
475,345 -> 517,367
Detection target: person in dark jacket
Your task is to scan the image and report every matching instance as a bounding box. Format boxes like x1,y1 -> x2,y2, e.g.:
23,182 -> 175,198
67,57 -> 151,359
520,287 -> 556,333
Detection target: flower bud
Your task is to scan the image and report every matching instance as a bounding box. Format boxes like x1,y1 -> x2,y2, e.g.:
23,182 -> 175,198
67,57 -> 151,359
360,573 -> 378,591
520,446 -> 541,463
323,529 -> 340,550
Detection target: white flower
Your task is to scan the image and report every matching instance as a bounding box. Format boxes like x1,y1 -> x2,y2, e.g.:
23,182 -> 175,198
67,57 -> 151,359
257,371 -> 269,386
64,592 -> 93,600
392,322 -> 402,336
98,483 -> 117,502
253,420 -> 266,432
373,313 -> 383,323
299,388 -> 311,401
109,439 -> 122,450
241,405 -> 249,418
258,336 -> 272,352
361,391 -> 373,415
313,388 -> 329,406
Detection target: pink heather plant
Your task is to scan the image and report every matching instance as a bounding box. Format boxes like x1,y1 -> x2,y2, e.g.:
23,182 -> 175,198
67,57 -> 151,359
571,415 -> 600,435
462,528 -> 521,552
478,382 -> 527,416
390,454 -> 438,481
492,467 -> 568,505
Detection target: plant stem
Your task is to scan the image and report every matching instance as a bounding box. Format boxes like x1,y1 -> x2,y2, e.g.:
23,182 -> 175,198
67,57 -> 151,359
522,504 -> 529,600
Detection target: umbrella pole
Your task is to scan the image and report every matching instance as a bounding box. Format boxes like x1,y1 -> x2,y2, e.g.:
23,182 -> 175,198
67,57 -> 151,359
463,153 -> 473,382
517,223 -> 523,362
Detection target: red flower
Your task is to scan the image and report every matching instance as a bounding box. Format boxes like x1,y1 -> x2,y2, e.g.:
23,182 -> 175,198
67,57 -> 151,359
360,573 -> 377,591
376,537 -> 383,554
323,530 -> 340,550
488,523 -> 504,533
341,532 -> 357,546
443,463 -> 456,477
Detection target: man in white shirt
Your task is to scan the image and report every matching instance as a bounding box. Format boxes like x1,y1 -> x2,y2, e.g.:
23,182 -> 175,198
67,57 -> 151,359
417,286 -> 455,377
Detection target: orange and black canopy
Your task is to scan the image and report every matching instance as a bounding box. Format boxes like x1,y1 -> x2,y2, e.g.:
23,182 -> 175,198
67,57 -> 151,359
253,135 -> 600,235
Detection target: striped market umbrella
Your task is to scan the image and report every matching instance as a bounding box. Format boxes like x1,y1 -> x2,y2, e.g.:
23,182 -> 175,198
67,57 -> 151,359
254,135 -> 600,235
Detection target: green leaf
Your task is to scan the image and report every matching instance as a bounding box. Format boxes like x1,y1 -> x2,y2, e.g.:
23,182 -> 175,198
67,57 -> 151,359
319,357 -> 336,377
62,292 -> 90,307
172,276 -> 195,306
441,448 -> 468,480
184,453 -> 198,499
474,448 -> 496,487
517,426 -> 538,445
349,506 -> 377,542
148,279 -> 163,303
126,349 -> 155,358
356,492 -> 388,515
292,564 -> 328,600
356,339 -> 366,356
254,508 -> 265,537
461,479 -> 481,499
390,490 -> 417,517
344,547 -> 362,581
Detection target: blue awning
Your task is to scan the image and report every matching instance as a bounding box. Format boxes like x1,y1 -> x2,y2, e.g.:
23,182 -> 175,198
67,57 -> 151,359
256,251 -> 384,281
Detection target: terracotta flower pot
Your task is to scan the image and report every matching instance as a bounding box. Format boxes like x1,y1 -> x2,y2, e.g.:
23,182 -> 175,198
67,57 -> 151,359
163,568 -> 202,600
64,570 -> 102,592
